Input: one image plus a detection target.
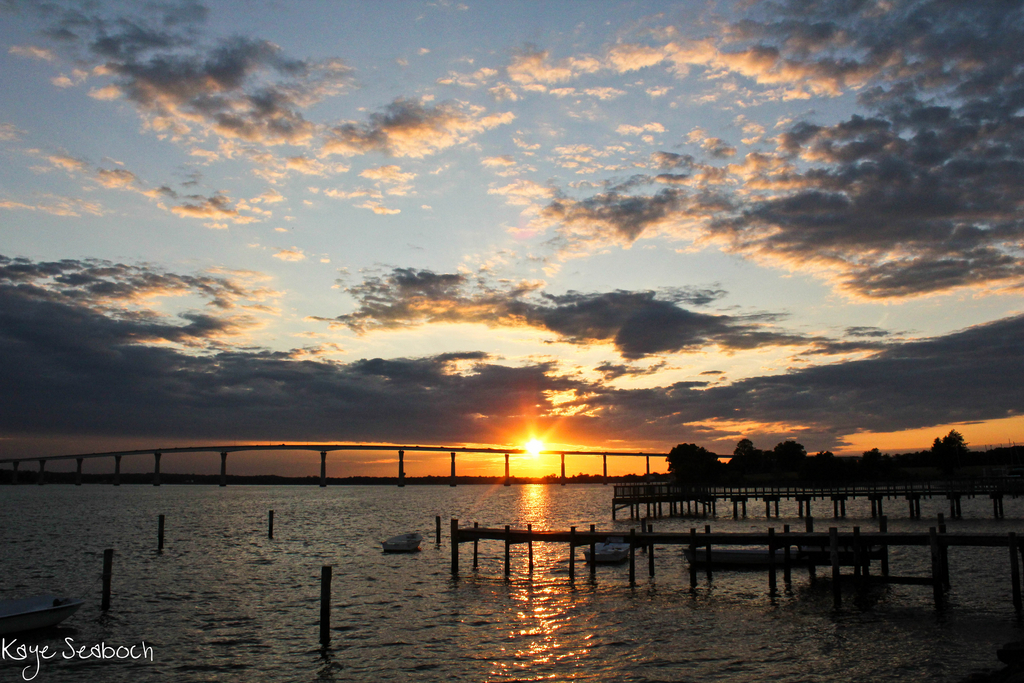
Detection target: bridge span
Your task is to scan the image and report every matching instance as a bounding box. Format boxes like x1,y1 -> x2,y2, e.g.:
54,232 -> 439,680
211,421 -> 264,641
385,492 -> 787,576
0,443 -> 668,487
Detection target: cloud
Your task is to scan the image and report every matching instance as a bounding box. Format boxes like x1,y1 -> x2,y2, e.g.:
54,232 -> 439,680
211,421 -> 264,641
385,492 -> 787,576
168,192 -> 259,224
323,98 -> 514,158
506,46 -> 601,86
272,248 -> 306,261
322,267 -> 809,359
9,45 -> 56,61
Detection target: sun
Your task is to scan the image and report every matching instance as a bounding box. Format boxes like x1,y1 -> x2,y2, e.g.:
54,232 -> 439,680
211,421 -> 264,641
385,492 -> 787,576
525,439 -> 544,458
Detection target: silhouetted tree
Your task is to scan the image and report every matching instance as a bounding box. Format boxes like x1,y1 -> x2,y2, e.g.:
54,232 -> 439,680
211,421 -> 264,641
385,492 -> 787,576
728,438 -> 767,476
773,440 -> 807,472
931,429 -> 969,474
667,443 -> 724,484
799,450 -> 854,482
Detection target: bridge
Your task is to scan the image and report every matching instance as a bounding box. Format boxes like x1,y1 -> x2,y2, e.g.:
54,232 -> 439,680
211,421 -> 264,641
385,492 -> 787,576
0,443 -> 668,487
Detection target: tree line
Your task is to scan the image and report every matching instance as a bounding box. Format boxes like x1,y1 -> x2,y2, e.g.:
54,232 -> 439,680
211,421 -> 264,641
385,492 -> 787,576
667,431 -> 1024,484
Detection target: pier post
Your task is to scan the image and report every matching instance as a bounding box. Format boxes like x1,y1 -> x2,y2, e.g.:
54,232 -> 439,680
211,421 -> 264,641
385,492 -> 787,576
450,519 -> 459,577
436,516 -> 442,545
560,454 -> 566,486
75,458 -> 83,486
319,566 -> 332,646
648,524 -> 655,578
528,523 -> 533,574
473,522 -> 479,569
689,528 -> 698,589
783,524 -> 792,585
220,452 -> 227,487
645,455 -> 650,477
569,527 -> 576,582
504,525 -> 511,579
37,459 -> 45,485
879,515 -> 889,576
504,453 -> 510,487
319,451 -> 326,488
269,510 -> 274,539
768,527 -> 777,595
152,452 -> 161,487
113,455 -> 121,486
590,524 -> 596,578
1011,533 -> 1022,612
705,524 -> 713,582
629,528 -> 636,586
101,548 -> 113,611
806,516 -> 816,581
450,452 -> 456,487
398,450 -> 405,487
853,526 -> 862,582
11,461 -> 17,485
929,528 -> 943,607
830,527 -> 841,609
158,514 -> 165,552
603,454 -> 608,485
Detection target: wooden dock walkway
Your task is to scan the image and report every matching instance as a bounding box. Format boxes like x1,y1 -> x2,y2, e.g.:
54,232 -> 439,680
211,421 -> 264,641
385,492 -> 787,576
449,516 -> 1024,610
612,480 -> 1024,520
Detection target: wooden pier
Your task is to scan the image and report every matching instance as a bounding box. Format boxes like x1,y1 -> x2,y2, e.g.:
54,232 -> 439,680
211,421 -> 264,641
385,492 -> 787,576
613,481 -> 1024,520
449,517 -> 1024,610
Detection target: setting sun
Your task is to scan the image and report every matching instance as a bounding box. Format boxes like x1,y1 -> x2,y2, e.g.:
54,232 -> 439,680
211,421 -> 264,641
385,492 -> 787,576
525,439 -> 544,457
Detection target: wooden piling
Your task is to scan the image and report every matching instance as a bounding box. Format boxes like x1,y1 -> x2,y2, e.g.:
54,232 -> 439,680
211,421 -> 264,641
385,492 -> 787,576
158,514 -> 165,552
450,519 -> 459,576
436,516 -> 441,545
450,452 -> 456,487
853,526 -> 862,582
648,524 -> 655,578
629,528 -> 636,586
569,526 -> 576,581
101,548 -> 113,611
590,524 -> 596,578
688,528 -> 697,589
319,451 -> 327,488
704,524 -> 713,581
504,525 -> 511,579
830,527 -> 841,609
268,510 -> 274,539
319,566 -> 332,645
879,515 -> 889,576
473,522 -> 479,569
768,527 -> 777,594
1011,532 -> 1022,612
929,527 -> 943,607
527,523 -> 534,574
783,524 -> 792,584
398,449 -> 405,487
807,516 -> 816,581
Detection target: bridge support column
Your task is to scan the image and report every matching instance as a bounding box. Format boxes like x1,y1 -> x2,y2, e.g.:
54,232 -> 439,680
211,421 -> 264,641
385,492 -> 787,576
113,455 -> 121,486
11,461 -> 18,485
398,450 -> 405,487
75,458 -> 83,486
220,452 -> 228,487
602,454 -> 607,485
504,453 -> 510,486
645,455 -> 650,476
37,459 -> 45,485
450,452 -> 456,487
560,453 -> 566,486
320,451 -> 327,488
152,452 -> 161,486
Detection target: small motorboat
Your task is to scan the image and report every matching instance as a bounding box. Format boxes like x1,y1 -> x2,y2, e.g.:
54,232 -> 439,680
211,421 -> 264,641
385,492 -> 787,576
0,595 -> 83,636
382,533 -> 423,553
583,537 -> 632,564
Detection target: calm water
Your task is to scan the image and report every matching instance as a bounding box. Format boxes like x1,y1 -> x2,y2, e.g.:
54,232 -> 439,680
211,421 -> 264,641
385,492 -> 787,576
1,484 -> 1023,682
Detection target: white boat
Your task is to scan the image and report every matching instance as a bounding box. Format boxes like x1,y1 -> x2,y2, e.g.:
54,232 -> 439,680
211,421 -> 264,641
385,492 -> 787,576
382,533 -> 422,553
0,595 -> 83,636
683,547 -> 789,567
583,537 -> 632,564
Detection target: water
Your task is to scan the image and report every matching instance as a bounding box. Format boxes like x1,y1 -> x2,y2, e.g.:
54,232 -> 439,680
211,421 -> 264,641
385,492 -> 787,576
1,484 -> 1022,682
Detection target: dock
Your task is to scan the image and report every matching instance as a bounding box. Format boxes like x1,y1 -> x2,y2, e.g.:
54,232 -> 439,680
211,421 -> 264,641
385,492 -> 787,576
449,517 -> 1024,610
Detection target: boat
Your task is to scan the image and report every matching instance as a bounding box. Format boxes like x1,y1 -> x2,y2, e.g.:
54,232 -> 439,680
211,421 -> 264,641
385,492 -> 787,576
382,533 -> 422,553
583,537 -> 632,564
683,547 -> 791,567
0,595 -> 83,636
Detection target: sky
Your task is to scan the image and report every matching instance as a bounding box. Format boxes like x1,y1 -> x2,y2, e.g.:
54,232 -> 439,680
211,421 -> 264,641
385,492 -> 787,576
1,0 -> 1022,478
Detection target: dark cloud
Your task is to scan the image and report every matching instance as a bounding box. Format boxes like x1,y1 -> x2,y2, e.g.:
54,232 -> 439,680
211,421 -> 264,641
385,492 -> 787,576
322,98 -> 514,158
322,268 -> 811,359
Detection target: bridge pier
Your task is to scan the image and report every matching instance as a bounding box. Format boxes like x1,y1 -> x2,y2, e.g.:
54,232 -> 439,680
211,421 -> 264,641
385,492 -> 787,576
832,495 -> 846,518
869,495 -> 884,518
796,496 -> 812,518
602,454 -> 607,485
220,452 -> 228,487
113,455 -> 121,486
10,461 -> 18,485
765,496 -> 780,518
152,452 -> 161,486
320,451 -> 327,487
398,450 -> 405,487
450,452 -> 457,487
37,459 -> 45,485
75,457 -> 83,486
906,494 -> 921,518
732,497 -> 747,519
504,453 -> 510,486
560,454 -> 566,486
